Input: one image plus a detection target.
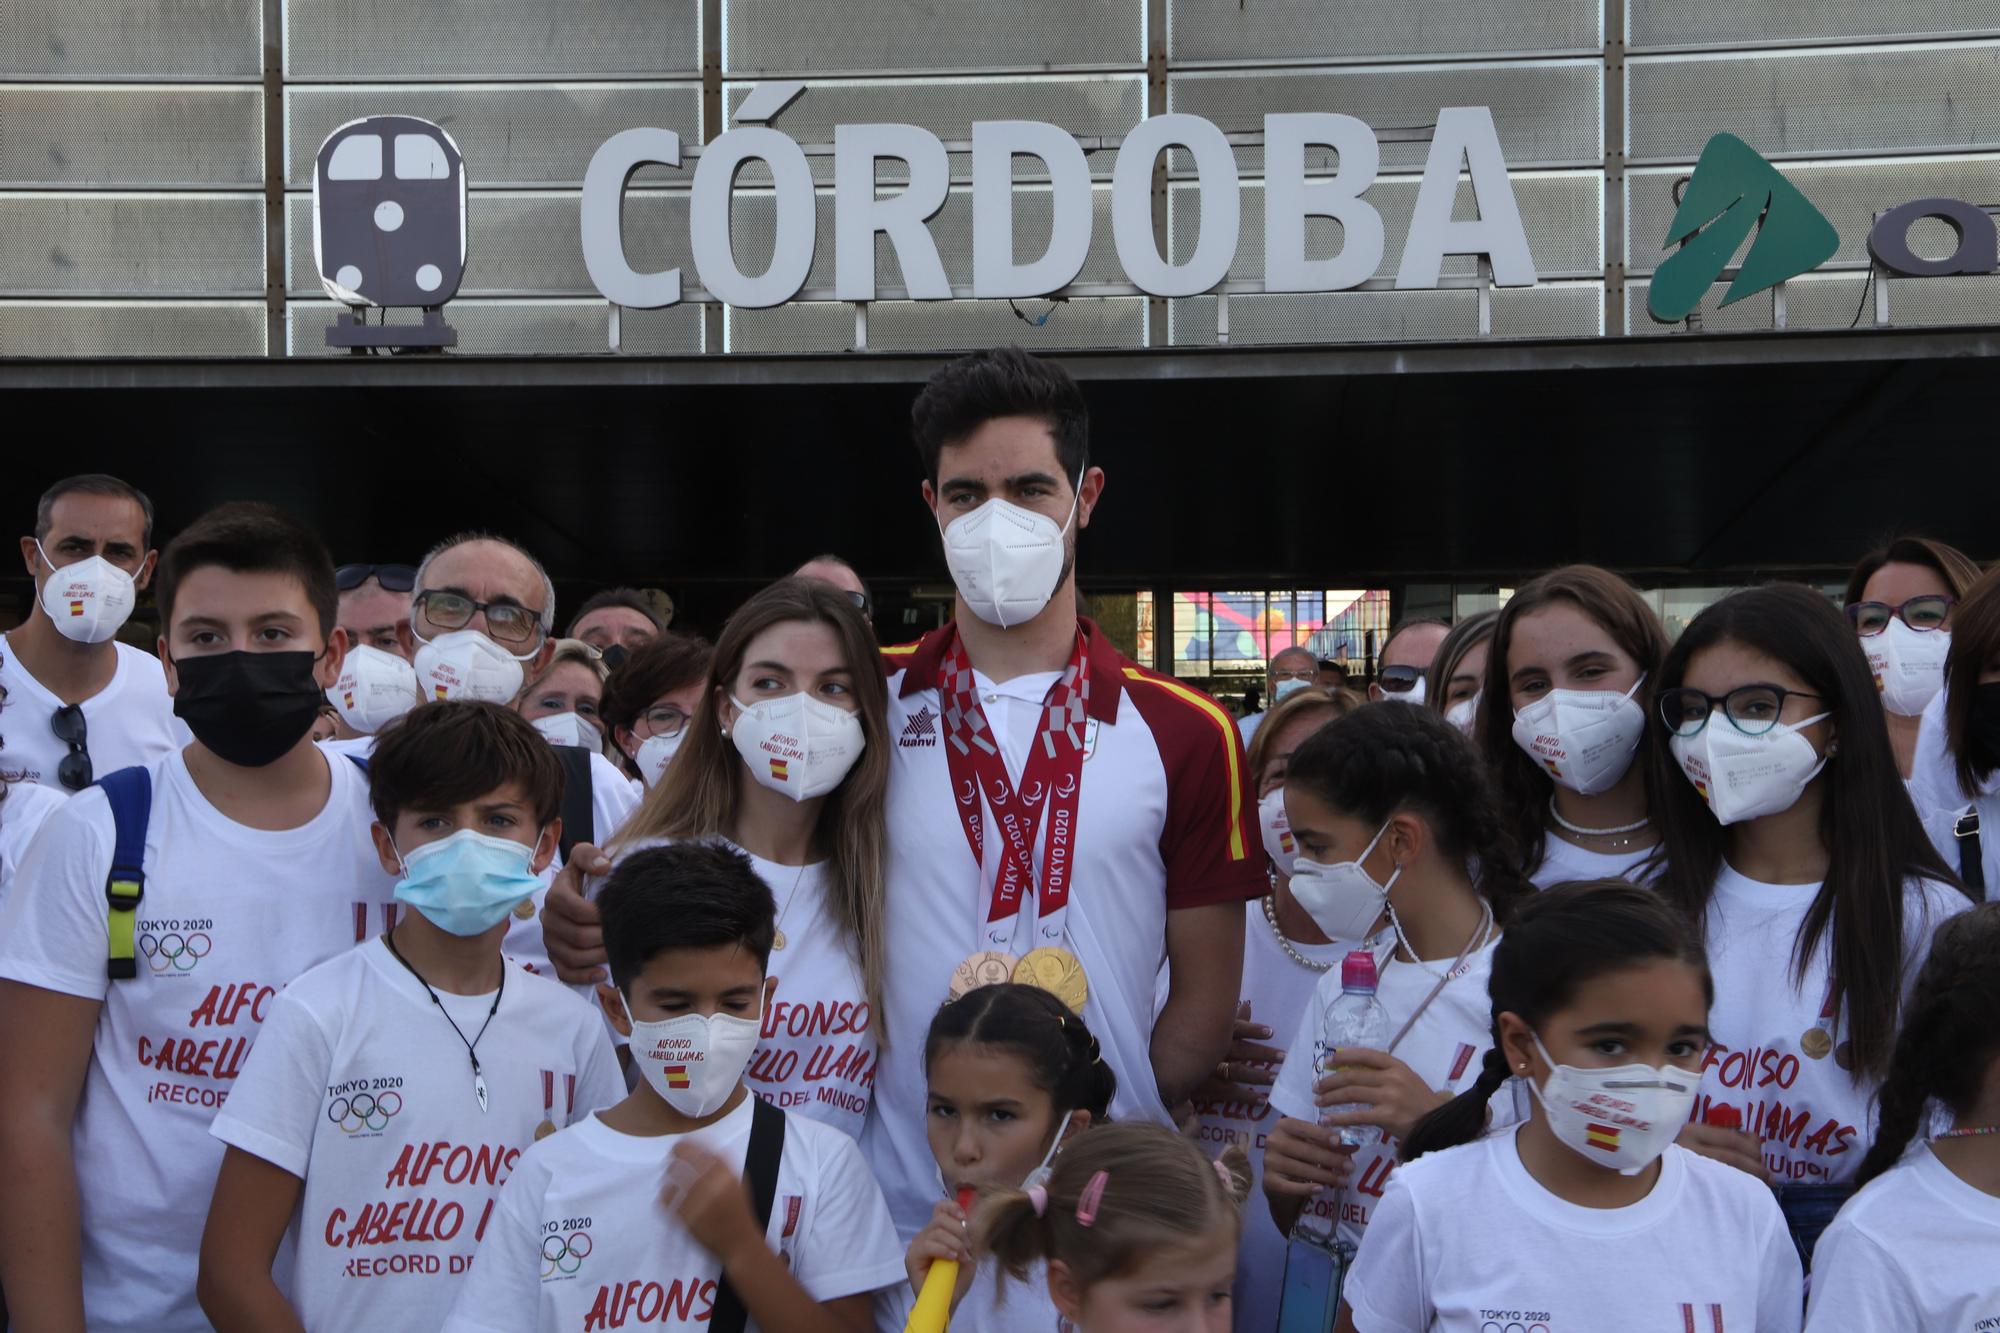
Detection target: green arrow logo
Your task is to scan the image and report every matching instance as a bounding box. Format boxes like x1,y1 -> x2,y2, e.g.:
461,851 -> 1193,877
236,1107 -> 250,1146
1648,134 -> 1839,324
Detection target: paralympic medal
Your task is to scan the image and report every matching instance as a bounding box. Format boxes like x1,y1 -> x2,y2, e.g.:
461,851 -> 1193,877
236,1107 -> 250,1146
773,928 -> 787,951
949,949 -> 1020,1000
513,897 -> 536,921
534,1118 -> 557,1140
1800,1026 -> 1833,1060
1013,946 -> 1088,1012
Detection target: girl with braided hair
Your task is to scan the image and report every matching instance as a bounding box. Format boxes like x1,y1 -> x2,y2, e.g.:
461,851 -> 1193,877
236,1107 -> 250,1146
1261,702 -> 1533,1252
1338,882 -> 1802,1333
884,982 -> 1117,1331
1805,901 -> 2000,1329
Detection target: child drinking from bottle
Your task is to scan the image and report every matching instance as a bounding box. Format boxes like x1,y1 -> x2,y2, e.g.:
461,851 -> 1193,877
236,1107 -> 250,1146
885,983 -> 1116,1332
976,1121 -> 1252,1333
1336,882 -> 1803,1333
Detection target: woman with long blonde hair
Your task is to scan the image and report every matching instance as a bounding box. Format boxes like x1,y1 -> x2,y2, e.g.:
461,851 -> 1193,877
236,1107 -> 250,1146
606,576 -> 890,1139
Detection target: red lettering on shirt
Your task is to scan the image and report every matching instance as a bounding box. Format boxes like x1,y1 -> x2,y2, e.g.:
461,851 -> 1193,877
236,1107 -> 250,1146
583,1278 -> 717,1329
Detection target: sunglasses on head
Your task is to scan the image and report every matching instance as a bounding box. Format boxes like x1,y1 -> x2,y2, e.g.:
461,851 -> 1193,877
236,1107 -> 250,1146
335,563 -> 417,593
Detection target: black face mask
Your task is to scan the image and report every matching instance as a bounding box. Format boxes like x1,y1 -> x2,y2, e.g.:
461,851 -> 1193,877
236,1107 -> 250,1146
171,650 -> 327,768
1970,682 -> 2000,777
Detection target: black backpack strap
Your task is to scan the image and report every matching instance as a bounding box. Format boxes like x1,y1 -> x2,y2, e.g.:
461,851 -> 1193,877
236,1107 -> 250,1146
709,1097 -> 786,1333
96,767 -> 154,981
553,745 -> 594,861
1953,809 -> 1984,895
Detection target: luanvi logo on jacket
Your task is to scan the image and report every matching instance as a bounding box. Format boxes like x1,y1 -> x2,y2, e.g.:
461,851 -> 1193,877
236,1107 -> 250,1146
1647,133 -> 1839,324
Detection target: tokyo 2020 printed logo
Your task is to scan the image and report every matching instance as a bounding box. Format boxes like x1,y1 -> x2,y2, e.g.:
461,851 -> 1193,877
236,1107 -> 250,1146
541,1230 -> 592,1278
138,931 -> 212,974
327,1091 -> 403,1134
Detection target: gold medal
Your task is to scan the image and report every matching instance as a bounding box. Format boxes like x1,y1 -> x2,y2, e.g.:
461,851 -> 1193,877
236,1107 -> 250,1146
949,950 -> 1020,1000
773,928 -> 787,951
1013,947 -> 1089,1013
534,1118 -> 556,1141
513,898 -> 536,921
1801,1026 -> 1833,1060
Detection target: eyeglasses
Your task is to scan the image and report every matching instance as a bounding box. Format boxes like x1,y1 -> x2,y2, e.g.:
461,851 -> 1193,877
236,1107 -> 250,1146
413,590 -> 545,646
1845,595 -> 1953,637
1377,665 -> 1426,693
639,704 -> 691,738
51,703 -> 91,791
840,590 -> 872,617
335,563 -> 416,593
1658,684 -> 1824,738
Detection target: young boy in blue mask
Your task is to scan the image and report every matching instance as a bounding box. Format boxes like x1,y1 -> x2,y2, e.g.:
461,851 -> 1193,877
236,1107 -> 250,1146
442,843 -> 903,1333
198,700 -> 624,1332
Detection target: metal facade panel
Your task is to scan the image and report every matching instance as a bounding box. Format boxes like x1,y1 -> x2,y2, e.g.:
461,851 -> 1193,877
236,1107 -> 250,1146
0,87 -> 262,186
1168,0 -> 1599,61
0,300 -> 264,354
284,0 -> 699,78
0,193 -> 264,295
1629,0 -> 2000,49
287,298 -> 703,354
722,0 -> 1143,74
729,295 -> 1146,352
0,0 -> 260,79
1169,282 -> 1603,344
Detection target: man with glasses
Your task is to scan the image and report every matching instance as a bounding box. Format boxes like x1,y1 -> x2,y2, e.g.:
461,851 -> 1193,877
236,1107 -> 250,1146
1370,617 -> 1450,704
795,553 -> 873,628
1,474 -> 181,794
1239,645 -> 1320,745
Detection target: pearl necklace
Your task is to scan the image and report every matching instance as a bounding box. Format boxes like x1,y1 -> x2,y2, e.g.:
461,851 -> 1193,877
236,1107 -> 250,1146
1548,795 -> 1651,849
1261,891 -> 1332,972
1935,1125 -> 2000,1139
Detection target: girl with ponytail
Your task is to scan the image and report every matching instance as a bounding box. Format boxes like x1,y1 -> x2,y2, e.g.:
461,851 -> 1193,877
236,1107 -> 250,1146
1805,902 -> 2000,1330
886,983 -> 1117,1331
1261,703 -> 1532,1250
975,1121 -> 1251,1332
1337,882 -> 1803,1333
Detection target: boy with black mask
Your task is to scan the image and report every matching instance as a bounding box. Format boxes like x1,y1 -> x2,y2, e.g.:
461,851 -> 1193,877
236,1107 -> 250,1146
0,501 -> 397,1333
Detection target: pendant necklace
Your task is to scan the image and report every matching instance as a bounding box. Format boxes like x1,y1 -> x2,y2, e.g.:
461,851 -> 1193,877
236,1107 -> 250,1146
384,931 -> 504,1113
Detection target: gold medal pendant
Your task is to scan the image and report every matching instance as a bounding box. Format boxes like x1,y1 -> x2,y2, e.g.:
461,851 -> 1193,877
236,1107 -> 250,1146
949,950 -> 1020,1000
533,1118 -> 557,1141
1801,1026 -> 1833,1060
773,929 -> 787,951
513,898 -> 536,921
1013,947 -> 1089,1013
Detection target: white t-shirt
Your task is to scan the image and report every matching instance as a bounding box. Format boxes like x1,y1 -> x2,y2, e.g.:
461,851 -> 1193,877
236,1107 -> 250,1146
1345,1127 -> 1803,1333
0,636 -> 186,790
1192,900 -> 1345,1333
1907,688 -> 1965,830
867,624 -> 1265,1239
441,1095 -> 905,1333
1528,831 -> 1662,890
1270,933 -> 1513,1253
874,1256 -> 1062,1333
0,747 -> 395,1333
1698,864 -> 1966,1186
1805,1143 -> 2000,1332
0,778 -> 66,892
210,937 -> 625,1331
596,837 -> 877,1140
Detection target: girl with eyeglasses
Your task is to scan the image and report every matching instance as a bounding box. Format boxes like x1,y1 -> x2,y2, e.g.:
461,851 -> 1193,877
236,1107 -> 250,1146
1650,584 -> 1972,1267
1477,566 -> 1671,889
1840,536 -> 1979,780
595,630 -> 713,787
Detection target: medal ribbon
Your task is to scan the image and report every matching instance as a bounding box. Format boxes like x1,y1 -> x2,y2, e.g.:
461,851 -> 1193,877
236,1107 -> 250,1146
541,1069 -> 554,1118
940,629 -> 1090,953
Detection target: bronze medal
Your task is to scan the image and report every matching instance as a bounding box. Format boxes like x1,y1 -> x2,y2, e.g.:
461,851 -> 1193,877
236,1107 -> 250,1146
949,949 -> 1020,1000
533,1118 -> 557,1140
1801,1026 -> 1833,1060
773,928 -> 787,952
1013,946 -> 1089,1013
513,897 -> 536,921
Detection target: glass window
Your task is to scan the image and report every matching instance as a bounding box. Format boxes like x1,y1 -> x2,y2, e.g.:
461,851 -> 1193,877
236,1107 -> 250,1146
325,133 -> 382,181
394,133 -> 450,181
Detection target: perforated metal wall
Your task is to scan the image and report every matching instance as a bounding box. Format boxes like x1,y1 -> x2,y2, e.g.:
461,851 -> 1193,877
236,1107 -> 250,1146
722,0 -> 1144,75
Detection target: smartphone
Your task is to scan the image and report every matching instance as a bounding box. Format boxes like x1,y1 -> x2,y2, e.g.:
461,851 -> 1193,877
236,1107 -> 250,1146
1277,1232 -> 1350,1333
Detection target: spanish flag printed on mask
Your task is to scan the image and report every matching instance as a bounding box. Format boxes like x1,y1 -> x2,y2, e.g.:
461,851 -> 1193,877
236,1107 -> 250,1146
664,1065 -> 690,1089
1585,1123 -> 1620,1152
770,757 -> 790,782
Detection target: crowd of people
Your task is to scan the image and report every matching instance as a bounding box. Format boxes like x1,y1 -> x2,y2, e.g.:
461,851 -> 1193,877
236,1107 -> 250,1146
0,345 -> 1993,1333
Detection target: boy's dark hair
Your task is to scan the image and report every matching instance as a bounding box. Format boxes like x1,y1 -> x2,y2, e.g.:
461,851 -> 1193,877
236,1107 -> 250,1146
599,631 -> 714,737
36,473 -> 156,550
925,983 -> 1117,1121
369,701 -> 564,829
599,842 -> 777,991
157,501 -> 337,637
910,346 -> 1089,489
567,586 -> 666,638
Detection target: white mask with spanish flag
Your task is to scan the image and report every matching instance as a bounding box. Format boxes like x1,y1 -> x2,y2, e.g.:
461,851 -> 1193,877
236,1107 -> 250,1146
728,692 -> 865,802
37,542 -> 135,645
1259,786 -> 1299,876
1528,1031 -> 1697,1175
621,992 -> 761,1118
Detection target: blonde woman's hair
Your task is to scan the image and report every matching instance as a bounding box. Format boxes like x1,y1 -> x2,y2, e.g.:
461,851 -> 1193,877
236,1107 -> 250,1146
514,638 -> 612,756
1245,685 -> 1360,782
976,1121 -> 1251,1295
610,578 -> 889,1038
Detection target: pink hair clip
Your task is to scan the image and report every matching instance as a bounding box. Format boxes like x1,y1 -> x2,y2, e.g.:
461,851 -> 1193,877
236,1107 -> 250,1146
1075,1169 -> 1109,1227
1026,1184 -> 1049,1218
1212,1159 -> 1233,1190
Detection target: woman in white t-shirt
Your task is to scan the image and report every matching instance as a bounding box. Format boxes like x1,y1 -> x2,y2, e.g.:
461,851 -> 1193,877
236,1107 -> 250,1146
1338,881 -> 1803,1333
1476,565 -> 1671,890
1917,565 -> 2000,898
1650,584 -> 1973,1265
1805,901 -> 2000,1330
599,577 -> 891,1140
1262,702 -> 1533,1259
1840,536 -> 1978,782
1816,896 -> 2000,1320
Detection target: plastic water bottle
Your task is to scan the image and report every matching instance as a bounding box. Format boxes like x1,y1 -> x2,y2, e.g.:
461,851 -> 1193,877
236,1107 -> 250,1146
1317,950 -> 1389,1148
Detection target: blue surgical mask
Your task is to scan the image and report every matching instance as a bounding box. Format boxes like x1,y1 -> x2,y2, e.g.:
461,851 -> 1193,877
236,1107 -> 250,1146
391,828 -> 544,937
